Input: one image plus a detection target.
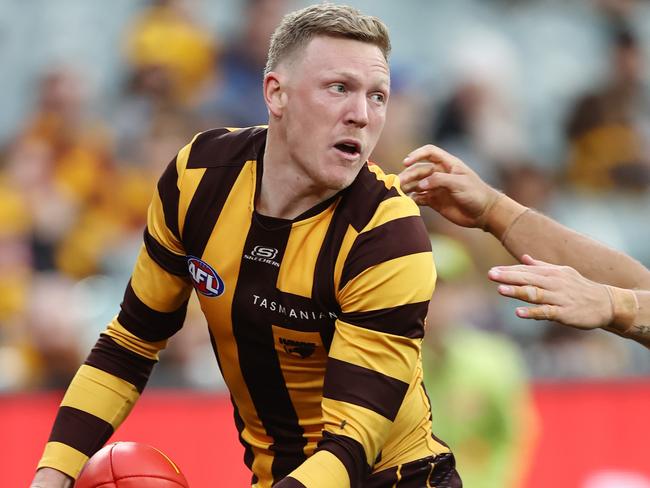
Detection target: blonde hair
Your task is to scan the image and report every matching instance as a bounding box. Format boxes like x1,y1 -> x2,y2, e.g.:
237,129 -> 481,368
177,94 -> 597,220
264,3 -> 391,76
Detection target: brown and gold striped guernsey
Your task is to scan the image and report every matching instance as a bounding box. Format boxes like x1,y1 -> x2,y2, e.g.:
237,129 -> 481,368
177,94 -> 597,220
38,127 -> 453,487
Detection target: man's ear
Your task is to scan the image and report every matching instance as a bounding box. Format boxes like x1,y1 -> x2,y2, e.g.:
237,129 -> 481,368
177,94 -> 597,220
264,72 -> 287,118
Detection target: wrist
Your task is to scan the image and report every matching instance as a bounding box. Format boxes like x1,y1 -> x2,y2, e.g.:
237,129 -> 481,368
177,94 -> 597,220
285,450 -> 349,488
32,467 -> 74,488
480,193 -> 529,242
605,286 -> 639,334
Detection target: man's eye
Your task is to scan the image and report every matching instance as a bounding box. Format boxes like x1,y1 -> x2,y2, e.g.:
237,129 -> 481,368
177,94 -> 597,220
330,84 -> 345,93
370,93 -> 385,103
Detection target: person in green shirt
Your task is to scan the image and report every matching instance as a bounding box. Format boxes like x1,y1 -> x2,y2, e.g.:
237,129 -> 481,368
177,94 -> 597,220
421,240 -> 537,488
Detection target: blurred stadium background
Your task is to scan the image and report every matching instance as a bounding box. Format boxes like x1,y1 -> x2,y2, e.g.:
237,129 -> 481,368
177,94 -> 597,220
1,0 -> 650,486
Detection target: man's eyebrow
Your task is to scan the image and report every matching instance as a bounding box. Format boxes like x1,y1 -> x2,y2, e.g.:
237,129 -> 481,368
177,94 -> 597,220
326,69 -> 390,87
325,69 -> 358,79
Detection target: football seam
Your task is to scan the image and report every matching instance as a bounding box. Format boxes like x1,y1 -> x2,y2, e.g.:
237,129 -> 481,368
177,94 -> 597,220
108,443 -> 116,482
114,474 -> 187,486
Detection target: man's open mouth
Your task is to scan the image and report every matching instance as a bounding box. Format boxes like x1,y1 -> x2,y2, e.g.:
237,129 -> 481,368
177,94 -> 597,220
334,141 -> 361,155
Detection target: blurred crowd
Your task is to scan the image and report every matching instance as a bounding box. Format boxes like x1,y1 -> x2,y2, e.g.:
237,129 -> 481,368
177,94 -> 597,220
1,0 -> 650,398
4,1 -> 650,485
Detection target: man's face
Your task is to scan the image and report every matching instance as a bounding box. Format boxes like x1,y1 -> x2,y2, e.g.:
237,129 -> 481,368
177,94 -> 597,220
274,36 -> 390,192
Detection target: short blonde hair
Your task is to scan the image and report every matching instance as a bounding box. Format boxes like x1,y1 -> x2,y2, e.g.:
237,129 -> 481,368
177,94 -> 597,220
264,3 -> 391,76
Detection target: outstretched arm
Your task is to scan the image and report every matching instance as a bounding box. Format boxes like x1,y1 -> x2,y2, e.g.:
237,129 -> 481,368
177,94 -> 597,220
32,154 -> 194,487
488,255 -> 650,348
399,144 -> 650,346
399,144 -> 650,290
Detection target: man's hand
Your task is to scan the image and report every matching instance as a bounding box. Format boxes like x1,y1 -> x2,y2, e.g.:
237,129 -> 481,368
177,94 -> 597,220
399,144 -> 501,228
487,255 -> 613,330
30,467 -> 74,488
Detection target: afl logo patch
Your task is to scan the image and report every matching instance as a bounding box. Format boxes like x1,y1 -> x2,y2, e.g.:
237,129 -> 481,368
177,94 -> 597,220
187,257 -> 225,297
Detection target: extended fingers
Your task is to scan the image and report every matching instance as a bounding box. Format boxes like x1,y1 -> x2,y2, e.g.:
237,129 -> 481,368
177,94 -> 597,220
399,162 -> 436,192
489,264 -> 560,280
403,144 -> 458,171
417,170 -> 462,191
488,267 -> 553,288
516,305 -> 557,321
402,170 -> 463,196
498,284 -> 549,304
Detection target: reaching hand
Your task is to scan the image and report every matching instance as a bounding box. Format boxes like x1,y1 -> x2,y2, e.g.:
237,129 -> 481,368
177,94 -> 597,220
399,144 -> 501,228
487,255 -> 613,330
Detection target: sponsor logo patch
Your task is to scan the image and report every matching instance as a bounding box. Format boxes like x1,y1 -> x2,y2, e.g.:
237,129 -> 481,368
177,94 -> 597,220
244,245 -> 280,267
252,246 -> 278,260
252,295 -> 338,321
187,256 -> 225,297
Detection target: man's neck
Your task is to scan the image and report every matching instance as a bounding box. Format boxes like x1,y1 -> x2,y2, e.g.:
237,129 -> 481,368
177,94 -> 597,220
257,132 -> 337,220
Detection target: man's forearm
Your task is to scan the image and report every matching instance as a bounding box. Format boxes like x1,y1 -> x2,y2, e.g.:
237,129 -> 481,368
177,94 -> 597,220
30,467 -> 73,488
625,323 -> 650,348
604,290 -> 650,348
278,449 -> 350,488
486,195 -> 650,290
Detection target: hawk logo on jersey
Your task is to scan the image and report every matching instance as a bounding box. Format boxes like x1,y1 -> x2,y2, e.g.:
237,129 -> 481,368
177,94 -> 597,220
279,337 -> 316,359
187,257 -> 225,297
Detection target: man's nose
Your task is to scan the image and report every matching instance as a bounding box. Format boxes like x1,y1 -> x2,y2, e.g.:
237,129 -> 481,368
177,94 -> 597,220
344,93 -> 369,128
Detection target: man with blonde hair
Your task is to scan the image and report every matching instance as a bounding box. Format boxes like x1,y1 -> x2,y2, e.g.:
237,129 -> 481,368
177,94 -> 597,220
32,4 -> 461,487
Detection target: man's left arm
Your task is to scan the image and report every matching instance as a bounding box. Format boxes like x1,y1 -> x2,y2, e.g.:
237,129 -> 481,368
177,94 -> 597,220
277,198 -> 436,488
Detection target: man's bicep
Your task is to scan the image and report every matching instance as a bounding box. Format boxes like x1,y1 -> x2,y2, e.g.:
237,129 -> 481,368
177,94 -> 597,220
338,252 -> 434,335
129,243 -> 191,322
124,151 -> 194,338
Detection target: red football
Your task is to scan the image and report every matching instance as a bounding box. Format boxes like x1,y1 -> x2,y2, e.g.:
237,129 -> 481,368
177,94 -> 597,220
75,441 -> 189,487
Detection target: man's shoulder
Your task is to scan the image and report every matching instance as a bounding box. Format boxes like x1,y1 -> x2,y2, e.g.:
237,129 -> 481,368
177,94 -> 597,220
340,163 -> 421,233
185,126 -> 267,169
